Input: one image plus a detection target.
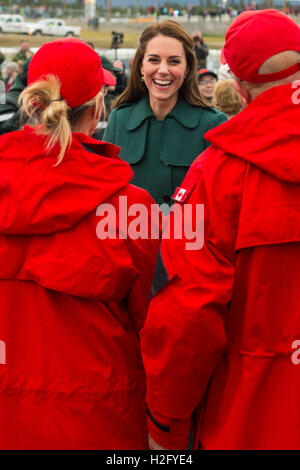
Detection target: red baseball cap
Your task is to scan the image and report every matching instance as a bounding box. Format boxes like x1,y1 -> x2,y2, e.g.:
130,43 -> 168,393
223,9 -> 300,83
28,38 -> 104,108
220,47 -> 226,65
220,10 -> 257,65
103,68 -> 116,86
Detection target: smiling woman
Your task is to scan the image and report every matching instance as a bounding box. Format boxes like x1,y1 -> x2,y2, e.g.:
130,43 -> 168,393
140,35 -> 188,120
103,20 -> 227,207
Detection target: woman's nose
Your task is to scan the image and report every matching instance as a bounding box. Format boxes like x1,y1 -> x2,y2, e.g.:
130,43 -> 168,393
157,62 -> 169,74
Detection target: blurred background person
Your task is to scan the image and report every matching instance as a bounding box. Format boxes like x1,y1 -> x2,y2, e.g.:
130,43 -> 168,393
218,47 -> 232,81
98,55 -> 123,118
99,54 -> 123,79
92,67 -> 117,140
13,39 -> 33,65
218,62 -> 232,81
0,49 -> 5,80
197,68 -> 218,104
192,30 -> 209,69
213,79 -> 243,118
112,59 -> 128,97
5,61 -> 18,92
16,61 -> 24,75
0,58 -> 31,135
103,20 -> 226,207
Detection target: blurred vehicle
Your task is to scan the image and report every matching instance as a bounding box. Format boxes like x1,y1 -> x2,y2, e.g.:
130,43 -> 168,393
0,15 -> 31,34
28,19 -> 81,37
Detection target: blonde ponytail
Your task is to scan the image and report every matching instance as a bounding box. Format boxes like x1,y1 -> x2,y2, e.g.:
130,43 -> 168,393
19,74 -> 105,165
19,75 -> 72,165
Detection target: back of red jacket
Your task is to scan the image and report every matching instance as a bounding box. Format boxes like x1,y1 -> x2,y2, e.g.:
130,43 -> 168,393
141,84 -> 300,450
0,126 -> 159,449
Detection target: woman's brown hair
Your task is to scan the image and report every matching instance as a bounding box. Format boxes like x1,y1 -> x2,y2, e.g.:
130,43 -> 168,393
113,20 -> 209,109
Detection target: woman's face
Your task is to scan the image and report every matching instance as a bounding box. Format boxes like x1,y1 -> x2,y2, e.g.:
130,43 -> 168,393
140,34 -> 188,106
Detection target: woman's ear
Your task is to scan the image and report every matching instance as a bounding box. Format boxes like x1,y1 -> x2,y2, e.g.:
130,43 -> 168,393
95,103 -> 101,122
85,105 -> 101,136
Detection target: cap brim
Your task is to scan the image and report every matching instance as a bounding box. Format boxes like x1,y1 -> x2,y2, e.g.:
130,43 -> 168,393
103,69 -> 116,86
220,47 -> 226,65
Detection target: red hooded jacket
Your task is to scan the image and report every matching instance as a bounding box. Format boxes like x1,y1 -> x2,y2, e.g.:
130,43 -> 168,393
0,126 -> 158,449
141,83 -> 300,450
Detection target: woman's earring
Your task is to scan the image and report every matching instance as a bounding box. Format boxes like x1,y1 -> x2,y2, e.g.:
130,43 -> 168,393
141,75 -> 145,82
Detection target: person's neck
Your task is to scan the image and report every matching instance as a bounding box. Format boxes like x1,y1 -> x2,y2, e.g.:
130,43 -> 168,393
149,94 -> 178,121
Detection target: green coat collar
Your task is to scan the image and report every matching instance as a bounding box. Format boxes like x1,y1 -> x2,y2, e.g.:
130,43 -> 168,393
126,95 -> 202,130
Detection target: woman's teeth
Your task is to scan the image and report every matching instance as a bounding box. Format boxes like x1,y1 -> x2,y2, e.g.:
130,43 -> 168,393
153,79 -> 172,86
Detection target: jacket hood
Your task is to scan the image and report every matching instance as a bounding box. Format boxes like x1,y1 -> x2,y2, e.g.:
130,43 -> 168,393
0,126 -> 133,235
205,83 -> 300,183
0,126 -> 138,301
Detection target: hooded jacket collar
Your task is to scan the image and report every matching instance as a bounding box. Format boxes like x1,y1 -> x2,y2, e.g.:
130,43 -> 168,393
126,95 -> 202,130
0,126 -> 133,235
205,83 -> 300,183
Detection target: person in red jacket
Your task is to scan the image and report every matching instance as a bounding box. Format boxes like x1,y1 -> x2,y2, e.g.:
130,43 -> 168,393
141,9 -> 300,450
0,38 -> 159,449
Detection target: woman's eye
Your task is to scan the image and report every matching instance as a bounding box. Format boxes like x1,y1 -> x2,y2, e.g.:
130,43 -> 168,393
149,58 -> 159,63
170,60 -> 180,65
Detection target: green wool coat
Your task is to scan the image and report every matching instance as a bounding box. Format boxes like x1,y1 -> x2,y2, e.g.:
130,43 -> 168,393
103,95 -> 227,206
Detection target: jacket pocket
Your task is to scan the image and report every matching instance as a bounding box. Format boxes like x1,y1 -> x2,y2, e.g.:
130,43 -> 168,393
236,204 -> 300,250
236,164 -> 300,250
118,123 -> 149,165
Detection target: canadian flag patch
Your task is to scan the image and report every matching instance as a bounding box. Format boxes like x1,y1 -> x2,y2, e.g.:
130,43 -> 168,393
172,187 -> 190,203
